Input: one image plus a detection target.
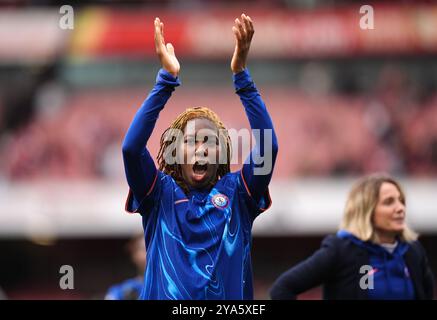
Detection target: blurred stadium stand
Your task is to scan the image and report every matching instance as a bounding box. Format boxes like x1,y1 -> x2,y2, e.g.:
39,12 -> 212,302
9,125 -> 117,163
0,0 -> 436,299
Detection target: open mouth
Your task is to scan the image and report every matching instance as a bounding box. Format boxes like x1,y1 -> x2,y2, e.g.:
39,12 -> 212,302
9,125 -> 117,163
193,161 -> 208,176
192,161 -> 210,183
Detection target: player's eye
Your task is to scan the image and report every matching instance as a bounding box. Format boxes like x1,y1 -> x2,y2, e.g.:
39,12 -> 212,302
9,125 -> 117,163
184,137 -> 195,144
204,135 -> 218,144
383,197 -> 394,205
203,136 -> 218,146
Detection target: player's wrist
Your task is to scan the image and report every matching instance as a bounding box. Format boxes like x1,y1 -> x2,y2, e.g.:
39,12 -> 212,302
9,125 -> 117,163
231,62 -> 246,73
232,69 -> 244,74
232,66 -> 246,75
162,67 -> 178,78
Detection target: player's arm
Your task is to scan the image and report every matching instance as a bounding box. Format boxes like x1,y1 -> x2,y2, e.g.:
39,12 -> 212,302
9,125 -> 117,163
269,236 -> 338,300
232,14 -> 279,204
122,18 -> 180,203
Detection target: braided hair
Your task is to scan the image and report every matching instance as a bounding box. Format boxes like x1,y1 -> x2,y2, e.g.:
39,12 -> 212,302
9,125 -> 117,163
157,107 -> 232,194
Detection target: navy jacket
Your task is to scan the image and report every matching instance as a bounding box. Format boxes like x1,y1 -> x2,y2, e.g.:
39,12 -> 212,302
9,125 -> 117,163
270,235 -> 434,300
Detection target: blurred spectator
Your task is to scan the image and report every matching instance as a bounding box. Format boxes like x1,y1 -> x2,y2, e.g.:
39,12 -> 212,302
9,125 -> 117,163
104,234 -> 146,300
1,60 -> 437,180
0,63 -> 58,135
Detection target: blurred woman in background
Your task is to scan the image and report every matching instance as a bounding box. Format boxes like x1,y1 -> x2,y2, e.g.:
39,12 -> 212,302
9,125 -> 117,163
270,174 -> 434,300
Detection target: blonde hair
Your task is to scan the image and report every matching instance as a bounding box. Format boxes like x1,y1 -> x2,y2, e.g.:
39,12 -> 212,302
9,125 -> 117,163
157,106 -> 231,194
339,173 -> 418,243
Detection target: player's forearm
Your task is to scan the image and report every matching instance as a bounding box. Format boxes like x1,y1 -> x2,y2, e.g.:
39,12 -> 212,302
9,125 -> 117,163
122,69 -> 180,156
233,69 -> 278,147
122,69 -> 179,201
235,69 -> 278,197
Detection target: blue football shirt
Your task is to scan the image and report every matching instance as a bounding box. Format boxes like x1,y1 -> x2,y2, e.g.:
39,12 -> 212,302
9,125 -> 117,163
125,170 -> 270,300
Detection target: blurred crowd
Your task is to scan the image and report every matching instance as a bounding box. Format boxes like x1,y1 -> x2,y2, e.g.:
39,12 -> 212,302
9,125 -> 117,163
0,0 -> 429,10
1,61 -> 437,181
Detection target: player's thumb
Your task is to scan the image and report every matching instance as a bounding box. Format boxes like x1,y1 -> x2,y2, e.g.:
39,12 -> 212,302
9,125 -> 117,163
166,43 -> 175,55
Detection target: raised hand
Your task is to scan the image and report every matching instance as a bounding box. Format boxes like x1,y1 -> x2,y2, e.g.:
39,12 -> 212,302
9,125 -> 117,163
154,17 -> 180,77
231,13 -> 254,74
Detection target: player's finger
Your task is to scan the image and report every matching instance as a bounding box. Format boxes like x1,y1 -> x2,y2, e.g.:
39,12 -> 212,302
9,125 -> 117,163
232,26 -> 242,41
159,22 -> 164,41
243,14 -> 254,35
247,15 -> 254,26
154,18 -> 160,39
242,14 -> 251,36
155,19 -> 165,41
235,18 -> 246,38
154,18 -> 163,53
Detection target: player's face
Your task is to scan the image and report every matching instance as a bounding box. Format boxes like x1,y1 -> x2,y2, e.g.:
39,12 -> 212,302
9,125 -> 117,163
373,182 -> 406,239
179,118 -> 220,190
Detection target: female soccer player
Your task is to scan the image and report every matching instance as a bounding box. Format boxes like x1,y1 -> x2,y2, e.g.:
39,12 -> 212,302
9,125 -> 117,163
270,174 -> 434,300
122,14 -> 278,299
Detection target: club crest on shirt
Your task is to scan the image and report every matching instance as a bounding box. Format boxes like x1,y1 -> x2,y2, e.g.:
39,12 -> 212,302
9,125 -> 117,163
211,194 -> 229,209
